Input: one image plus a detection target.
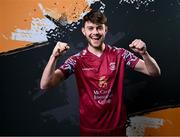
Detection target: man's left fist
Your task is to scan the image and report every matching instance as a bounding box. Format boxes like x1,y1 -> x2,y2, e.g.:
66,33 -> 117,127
129,39 -> 147,55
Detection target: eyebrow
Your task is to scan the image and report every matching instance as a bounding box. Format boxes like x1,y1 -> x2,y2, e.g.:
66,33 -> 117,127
86,24 -> 104,28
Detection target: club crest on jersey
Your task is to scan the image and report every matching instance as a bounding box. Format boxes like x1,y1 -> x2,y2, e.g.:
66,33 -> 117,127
109,62 -> 116,71
98,76 -> 108,88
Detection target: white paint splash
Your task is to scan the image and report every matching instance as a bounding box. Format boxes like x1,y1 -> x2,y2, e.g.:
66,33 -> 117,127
99,1 -> 106,12
11,3 -> 57,43
119,0 -> 155,9
87,0 -> 106,12
38,3 -> 48,16
11,18 -> 57,42
11,1 -> 106,43
126,116 -> 164,136
86,0 -> 100,7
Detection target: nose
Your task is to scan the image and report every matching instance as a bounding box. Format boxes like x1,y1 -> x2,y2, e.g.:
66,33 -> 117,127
92,28 -> 99,34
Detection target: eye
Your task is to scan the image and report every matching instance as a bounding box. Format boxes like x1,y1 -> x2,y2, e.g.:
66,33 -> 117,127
97,26 -> 103,30
87,27 -> 93,31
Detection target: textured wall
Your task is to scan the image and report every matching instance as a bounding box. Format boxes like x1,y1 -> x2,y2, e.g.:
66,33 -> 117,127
0,0 -> 180,135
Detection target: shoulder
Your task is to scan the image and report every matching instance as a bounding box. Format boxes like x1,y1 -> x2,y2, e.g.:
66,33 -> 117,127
72,48 -> 87,57
68,48 -> 88,62
106,44 -> 126,54
107,45 -> 136,59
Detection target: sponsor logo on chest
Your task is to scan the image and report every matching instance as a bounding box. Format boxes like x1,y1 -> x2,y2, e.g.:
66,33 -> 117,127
109,62 -> 116,71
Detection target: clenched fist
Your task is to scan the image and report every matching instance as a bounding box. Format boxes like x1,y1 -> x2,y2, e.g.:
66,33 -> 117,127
129,39 -> 147,55
52,42 -> 70,58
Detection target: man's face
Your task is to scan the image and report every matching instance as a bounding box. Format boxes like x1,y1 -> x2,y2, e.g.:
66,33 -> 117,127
82,21 -> 107,48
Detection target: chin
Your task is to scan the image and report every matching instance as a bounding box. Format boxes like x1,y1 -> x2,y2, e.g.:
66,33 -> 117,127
91,40 -> 103,47
91,43 -> 102,48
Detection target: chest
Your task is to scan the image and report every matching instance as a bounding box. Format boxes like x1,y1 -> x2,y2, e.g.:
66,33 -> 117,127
79,55 -> 120,81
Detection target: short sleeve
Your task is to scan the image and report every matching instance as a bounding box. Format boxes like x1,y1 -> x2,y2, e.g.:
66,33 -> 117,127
121,48 -> 139,69
58,56 -> 76,79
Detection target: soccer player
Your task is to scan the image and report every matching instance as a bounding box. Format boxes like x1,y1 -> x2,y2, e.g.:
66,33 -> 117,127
40,10 -> 161,136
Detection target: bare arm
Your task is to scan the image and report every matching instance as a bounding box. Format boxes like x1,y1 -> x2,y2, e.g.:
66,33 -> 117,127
40,42 -> 70,90
129,39 -> 161,77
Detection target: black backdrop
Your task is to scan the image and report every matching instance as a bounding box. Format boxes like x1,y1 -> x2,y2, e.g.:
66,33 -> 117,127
0,0 -> 180,135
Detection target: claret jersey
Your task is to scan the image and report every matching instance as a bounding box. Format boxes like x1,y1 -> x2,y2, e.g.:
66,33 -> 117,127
59,44 -> 139,134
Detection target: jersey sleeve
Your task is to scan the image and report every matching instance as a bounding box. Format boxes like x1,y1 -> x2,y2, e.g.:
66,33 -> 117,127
121,48 -> 140,69
58,56 -> 76,79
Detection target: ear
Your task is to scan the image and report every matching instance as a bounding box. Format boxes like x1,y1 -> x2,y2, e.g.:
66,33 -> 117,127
81,27 -> 85,36
105,26 -> 108,33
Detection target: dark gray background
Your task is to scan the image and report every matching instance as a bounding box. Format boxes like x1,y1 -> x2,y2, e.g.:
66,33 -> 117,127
0,0 -> 180,135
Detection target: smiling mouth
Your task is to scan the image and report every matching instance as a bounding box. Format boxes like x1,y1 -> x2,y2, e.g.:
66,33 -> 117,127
90,36 -> 101,40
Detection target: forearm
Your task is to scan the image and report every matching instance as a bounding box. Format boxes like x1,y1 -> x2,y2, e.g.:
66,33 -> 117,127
142,51 -> 161,76
40,55 -> 57,89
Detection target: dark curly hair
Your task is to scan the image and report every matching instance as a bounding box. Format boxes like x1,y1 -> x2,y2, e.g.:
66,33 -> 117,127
82,10 -> 107,27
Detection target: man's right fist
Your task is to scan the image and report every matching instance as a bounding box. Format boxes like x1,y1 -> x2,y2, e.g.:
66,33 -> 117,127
52,42 -> 70,58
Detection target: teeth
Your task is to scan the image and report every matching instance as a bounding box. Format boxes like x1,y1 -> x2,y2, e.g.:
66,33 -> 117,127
90,35 -> 101,40
91,37 -> 100,40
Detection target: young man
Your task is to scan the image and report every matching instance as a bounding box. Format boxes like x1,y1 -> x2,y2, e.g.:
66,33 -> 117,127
40,10 -> 161,136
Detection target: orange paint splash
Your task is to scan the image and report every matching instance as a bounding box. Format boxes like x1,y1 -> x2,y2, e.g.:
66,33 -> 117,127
0,0 -> 94,53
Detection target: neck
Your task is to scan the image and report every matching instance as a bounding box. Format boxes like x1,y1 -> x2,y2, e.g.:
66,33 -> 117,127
88,43 -> 105,57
